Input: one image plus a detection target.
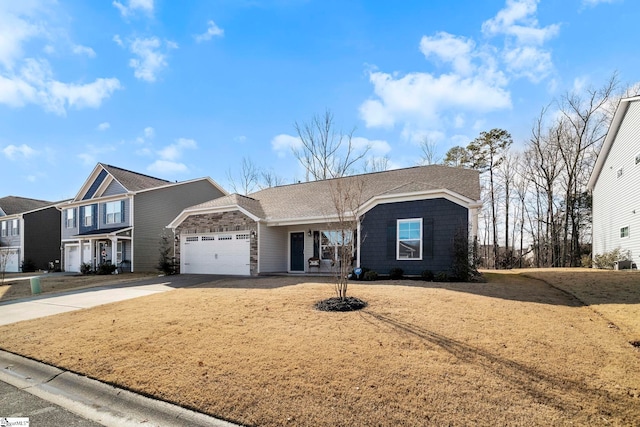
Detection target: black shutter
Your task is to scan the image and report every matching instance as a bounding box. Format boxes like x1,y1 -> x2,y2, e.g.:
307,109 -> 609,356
120,200 -> 125,223
387,220 -> 396,260
424,218 -> 434,257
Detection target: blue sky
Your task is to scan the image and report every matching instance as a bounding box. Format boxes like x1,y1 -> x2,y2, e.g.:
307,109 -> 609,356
1,0 -> 637,201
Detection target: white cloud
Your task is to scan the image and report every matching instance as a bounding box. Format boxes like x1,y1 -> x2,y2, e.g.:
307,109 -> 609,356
482,0 -> 559,81
113,0 -> 154,17
3,143 -> 37,160
144,126 -> 155,139
360,0 -> 559,141
72,44 -> 96,58
352,136 -> 391,156
121,37 -> 176,82
195,20 -> 225,43
0,3 -> 121,114
113,34 -> 124,47
97,122 -> 110,131
360,70 -> 511,129
157,137 -> 197,162
0,59 -> 121,114
271,134 -> 302,158
148,160 -> 188,174
420,32 -> 475,76
581,0 -> 617,7
77,144 -> 116,166
0,2 -> 44,70
234,135 -> 247,143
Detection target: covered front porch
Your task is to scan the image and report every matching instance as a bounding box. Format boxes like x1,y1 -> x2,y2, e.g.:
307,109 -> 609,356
67,227 -> 133,273
257,222 -> 358,275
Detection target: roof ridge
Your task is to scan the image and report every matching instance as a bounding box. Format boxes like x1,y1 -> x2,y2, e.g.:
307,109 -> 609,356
100,163 -> 171,184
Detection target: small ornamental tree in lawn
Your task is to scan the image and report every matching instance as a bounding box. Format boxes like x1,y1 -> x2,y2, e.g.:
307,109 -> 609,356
314,177 -> 368,312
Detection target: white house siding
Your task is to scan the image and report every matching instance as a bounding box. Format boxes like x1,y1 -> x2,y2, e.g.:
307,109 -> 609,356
592,101 -> 640,265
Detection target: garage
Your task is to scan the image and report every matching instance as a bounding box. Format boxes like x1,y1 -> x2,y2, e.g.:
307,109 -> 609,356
65,244 -> 81,272
181,232 -> 250,275
1,249 -> 20,273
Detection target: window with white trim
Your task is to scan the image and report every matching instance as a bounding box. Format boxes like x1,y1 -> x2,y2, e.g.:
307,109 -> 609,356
320,230 -> 353,261
83,206 -> 93,226
621,226 -> 630,238
10,219 -> 19,236
65,208 -> 76,228
1,221 -> 6,237
105,201 -> 122,224
397,218 -> 422,260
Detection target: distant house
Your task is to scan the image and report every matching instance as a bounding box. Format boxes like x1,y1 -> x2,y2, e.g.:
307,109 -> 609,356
168,165 -> 482,276
57,163 -> 227,273
588,95 -> 640,267
0,196 -> 61,272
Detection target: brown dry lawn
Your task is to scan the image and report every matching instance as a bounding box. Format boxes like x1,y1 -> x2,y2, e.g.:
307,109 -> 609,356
1,270 -> 639,426
0,273 -> 156,302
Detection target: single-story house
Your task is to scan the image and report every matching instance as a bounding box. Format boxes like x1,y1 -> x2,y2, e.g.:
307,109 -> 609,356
168,165 -> 481,276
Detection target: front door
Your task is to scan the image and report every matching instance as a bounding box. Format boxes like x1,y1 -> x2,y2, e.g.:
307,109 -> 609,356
290,232 -> 305,271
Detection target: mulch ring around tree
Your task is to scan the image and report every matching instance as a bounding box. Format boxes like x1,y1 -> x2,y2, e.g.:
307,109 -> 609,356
314,296 -> 368,312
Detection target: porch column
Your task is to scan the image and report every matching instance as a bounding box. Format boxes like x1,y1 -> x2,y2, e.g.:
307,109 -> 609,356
110,237 -> 118,266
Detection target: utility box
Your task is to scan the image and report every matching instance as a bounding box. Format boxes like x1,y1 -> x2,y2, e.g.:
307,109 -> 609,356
30,277 -> 41,295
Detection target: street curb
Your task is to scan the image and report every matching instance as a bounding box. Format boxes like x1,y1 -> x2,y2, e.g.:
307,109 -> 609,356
0,350 -> 242,427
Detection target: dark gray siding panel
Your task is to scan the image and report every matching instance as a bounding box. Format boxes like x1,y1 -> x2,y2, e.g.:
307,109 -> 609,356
360,198 -> 468,276
24,207 -> 61,270
133,180 -> 225,272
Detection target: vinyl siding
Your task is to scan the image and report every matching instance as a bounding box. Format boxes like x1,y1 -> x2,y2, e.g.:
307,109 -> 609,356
592,101 -> 640,265
23,207 -> 61,270
61,208 -> 78,240
360,198 -> 468,276
133,180 -> 225,272
257,222 -> 288,273
102,179 -> 127,197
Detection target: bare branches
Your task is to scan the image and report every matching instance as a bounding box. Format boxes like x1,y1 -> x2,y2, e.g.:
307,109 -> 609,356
418,137 -> 442,165
293,109 -> 371,181
328,177 -> 366,300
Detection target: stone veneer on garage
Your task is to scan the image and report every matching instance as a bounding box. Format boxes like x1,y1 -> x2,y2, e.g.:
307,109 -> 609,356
174,211 -> 258,275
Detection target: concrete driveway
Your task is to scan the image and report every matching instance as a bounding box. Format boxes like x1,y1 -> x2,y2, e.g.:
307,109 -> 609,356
0,274 -> 229,326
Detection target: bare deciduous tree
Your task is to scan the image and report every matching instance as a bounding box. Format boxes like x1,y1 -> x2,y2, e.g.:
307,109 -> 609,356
227,157 -> 260,195
418,137 -> 441,165
362,156 -> 390,173
327,177 -> 366,300
293,109 -> 370,181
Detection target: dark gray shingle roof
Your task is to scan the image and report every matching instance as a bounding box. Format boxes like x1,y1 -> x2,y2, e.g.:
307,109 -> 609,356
188,165 -> 480,222
0,196 -> 53,216
100,163 -> 171,192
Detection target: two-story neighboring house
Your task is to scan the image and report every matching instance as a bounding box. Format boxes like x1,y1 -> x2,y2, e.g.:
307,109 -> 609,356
58,163 -> 227,273
0,196 -> 61,272
588,95 -> 640,267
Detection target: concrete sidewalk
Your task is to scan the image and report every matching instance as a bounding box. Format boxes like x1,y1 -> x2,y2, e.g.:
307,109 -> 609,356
0,350 -> 241,426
